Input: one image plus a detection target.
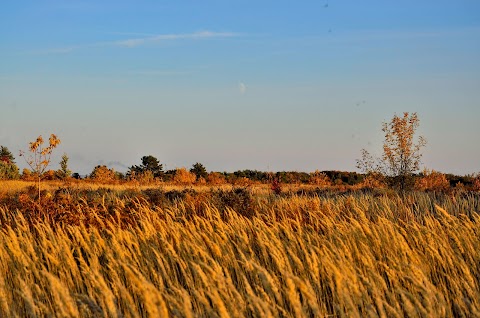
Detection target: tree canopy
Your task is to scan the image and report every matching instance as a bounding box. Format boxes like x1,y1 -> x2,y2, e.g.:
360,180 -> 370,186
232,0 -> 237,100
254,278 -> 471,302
190,162 -> 208,180
0,146 -> 15,164
0,146 -> 20,180
128,155 -> 164,179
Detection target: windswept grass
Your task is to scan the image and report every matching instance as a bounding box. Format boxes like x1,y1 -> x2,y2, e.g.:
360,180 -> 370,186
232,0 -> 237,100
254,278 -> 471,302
0,186 -> 479,317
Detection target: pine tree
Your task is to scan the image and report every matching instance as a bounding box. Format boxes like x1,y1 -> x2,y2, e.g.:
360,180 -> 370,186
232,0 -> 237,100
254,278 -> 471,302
0,146 -> 15,164
0,146 -> 20,180
56,153 -> 72,180
190,162 -> 208,180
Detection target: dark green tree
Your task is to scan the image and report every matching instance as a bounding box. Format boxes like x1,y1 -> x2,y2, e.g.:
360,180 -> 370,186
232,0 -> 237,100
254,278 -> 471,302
0,146 -> 15,164
0,146 -> 20,180
128,155 -> 164,179
190,162 -> 208,180
56,153 -> 72,180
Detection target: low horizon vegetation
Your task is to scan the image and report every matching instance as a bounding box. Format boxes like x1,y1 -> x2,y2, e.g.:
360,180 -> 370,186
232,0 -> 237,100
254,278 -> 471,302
1,113 -> 479,193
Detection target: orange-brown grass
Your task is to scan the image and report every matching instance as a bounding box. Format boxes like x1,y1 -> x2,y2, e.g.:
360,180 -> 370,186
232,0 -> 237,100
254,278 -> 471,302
0,187 -> 479,317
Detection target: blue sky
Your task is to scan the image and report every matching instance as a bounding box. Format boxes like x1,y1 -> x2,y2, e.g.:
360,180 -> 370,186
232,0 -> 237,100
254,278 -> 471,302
1,1 -> 479,175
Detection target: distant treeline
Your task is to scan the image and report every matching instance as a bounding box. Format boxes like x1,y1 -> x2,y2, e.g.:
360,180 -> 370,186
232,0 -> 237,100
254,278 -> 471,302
68,169 -> 365,185
69,168 -> 477,188
1,145 -> 478,188
217,170 -> 365,186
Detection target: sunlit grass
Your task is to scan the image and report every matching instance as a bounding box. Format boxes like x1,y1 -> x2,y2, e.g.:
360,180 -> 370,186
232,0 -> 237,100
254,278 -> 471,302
0,183 -> 479,317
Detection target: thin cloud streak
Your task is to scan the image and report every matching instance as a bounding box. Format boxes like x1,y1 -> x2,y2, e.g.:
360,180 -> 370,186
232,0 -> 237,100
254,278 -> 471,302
115,31 -> 239,47
129,70 -> 192,76
30,31 -> 241,54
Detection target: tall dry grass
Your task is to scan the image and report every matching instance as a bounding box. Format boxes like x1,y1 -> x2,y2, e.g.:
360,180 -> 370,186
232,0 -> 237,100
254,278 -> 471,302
0,186 -> 479,317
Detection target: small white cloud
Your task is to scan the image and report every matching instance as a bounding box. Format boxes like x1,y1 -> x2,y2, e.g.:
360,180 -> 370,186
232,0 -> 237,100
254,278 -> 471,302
125,31 -> 238,47
116,38 -> 146,48
238,82 -> 246,94
30,46 -> 76,55
29,31 -> 241,54
130,69 -> 190,76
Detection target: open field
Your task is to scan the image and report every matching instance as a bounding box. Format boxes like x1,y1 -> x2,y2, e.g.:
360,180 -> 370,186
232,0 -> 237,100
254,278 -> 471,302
0,182 -> 479,317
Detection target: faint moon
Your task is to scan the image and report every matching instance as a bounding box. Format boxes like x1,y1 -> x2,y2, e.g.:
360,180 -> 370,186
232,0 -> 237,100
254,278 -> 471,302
238,82 -> 246,94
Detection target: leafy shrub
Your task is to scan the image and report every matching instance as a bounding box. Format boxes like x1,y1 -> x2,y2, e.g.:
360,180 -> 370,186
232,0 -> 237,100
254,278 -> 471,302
415,169 -> 450,192
0,161 -> 20,180
206,172 -> 226,185
309,170 -> 332,187
212,187 -> 255,218
142,188 -> 168,206
360,173 -> 386,189
90,165 -> 116,183
173,168 -> 196,185
270,177 -> 282,195
473,174 -> 480,192
233,177 -> 252,187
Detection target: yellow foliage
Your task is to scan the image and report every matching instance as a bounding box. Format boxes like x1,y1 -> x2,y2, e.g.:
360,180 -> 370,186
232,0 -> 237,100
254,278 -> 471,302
43,170 -> 57,181
130,170 -> 156,185
234,177 -> 251,187
196,177 -> 207,185
21,134 -> 61,199
173,168 -> 196,185
415,169 -> 450,191
206,172 -> 226,185
361,173 -> 386,189
90,165 -> 116,183
309,170 -> 332,187
22,169 -> 36,181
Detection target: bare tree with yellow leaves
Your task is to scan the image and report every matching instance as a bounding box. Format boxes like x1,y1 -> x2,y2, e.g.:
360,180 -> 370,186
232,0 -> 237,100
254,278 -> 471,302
357,112 -> 426,191
20,134 -> 61,201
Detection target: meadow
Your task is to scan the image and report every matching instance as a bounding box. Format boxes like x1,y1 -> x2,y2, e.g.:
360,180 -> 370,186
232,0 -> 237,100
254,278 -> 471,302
0,181 -> 479,317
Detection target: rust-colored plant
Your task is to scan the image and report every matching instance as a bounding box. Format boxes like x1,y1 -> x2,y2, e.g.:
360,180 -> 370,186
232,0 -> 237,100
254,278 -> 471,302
473,174 -> 480,192
270,176 -> 282,195
207,172 -> 226,185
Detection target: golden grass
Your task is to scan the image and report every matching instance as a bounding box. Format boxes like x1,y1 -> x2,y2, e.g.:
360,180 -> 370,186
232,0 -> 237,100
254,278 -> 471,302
0,185 -> 479,317
0,180 -> 339,200
0,180 -> 240,198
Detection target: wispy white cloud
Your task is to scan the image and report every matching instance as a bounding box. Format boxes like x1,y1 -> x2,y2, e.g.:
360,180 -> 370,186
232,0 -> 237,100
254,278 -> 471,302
42,47 -> 77,54
129,70 -> 191,76
115,31 -> 239,48
104,31 -> 158,37
30,31 -> 240,54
